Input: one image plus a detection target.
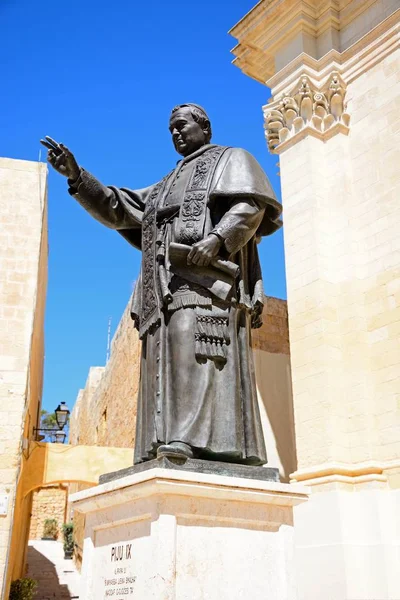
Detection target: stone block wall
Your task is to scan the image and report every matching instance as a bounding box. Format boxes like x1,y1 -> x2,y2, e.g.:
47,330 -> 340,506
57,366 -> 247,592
0,158 -> 47,597
29,486 -> 68,540
280,46 -> 400,474
231,4 -> 400,599
253,298 -> 296,481
253,296 -> 290,354
69,299 -> 141,451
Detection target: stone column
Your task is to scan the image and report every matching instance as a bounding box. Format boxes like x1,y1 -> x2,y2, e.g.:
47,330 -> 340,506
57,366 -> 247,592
231,2 -> 400,599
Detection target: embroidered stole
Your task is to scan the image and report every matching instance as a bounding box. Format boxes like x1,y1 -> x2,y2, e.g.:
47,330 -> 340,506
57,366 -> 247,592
139,177 -> 169,338
176,146 -> 227,244
138,146 -> 228,343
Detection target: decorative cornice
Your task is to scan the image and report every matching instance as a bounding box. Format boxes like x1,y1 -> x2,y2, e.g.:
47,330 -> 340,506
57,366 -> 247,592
264,71 -> 350,153
71,466 -> 309,513
266,11 -> 400,95
290,459 -> 400,488
230,0 -> 399,85
259,14 -> 399,153
230,0 -> 344,83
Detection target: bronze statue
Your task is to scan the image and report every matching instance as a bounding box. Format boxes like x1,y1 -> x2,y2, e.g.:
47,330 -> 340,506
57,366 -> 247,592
41,103 -> 282,465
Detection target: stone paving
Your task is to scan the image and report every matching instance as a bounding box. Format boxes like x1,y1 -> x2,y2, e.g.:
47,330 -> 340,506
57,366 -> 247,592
26,540 -> 80,599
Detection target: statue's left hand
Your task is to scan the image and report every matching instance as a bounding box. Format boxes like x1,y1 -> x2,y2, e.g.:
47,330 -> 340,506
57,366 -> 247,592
187,235 -> 223,267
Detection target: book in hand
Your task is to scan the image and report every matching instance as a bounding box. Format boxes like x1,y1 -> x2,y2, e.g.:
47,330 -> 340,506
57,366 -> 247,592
168,243 -> 239,302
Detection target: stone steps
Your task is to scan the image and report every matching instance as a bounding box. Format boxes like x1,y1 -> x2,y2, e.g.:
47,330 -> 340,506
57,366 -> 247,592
26,540 -> 80,599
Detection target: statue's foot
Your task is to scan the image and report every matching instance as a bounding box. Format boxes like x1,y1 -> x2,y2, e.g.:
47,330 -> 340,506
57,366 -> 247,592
157,441 -> 194,460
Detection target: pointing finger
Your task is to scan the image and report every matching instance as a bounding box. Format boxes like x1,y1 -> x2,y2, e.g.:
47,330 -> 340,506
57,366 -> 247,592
45,136 -> 60,148
40,140 -> 56,151
45,136 -> 63,155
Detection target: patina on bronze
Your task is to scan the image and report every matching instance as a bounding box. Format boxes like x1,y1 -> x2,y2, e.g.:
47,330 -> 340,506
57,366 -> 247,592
41,104 -> 282,466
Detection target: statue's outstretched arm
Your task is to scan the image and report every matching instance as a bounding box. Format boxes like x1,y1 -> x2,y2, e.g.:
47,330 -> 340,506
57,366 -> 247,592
40,136 -> 145,230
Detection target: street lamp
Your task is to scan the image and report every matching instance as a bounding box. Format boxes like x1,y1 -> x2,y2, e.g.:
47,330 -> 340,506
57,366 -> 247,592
55,402 -> 70,430
34,402 -> 70,443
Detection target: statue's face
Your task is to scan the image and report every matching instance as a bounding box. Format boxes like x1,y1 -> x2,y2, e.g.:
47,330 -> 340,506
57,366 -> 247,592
169,108 -> 208,157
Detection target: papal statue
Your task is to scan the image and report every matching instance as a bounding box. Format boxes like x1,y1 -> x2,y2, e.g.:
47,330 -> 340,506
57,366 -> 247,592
42,103 -> 282,466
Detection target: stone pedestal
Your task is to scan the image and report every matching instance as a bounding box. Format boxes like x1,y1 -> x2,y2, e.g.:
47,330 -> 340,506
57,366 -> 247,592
70,459 -> 308,600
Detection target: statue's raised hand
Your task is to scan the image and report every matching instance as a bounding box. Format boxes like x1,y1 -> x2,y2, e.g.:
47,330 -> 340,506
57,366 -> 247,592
40,136 -> 80,181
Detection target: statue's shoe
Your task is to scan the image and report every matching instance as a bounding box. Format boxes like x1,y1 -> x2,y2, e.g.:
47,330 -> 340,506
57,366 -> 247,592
157,442 -> 194,460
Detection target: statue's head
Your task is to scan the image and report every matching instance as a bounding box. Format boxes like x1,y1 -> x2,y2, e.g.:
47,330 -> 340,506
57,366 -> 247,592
169,104 -> 212,157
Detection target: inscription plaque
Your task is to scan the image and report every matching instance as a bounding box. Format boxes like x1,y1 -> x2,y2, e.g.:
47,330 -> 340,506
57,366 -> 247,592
101,543 -> 136,599
91,518 -> 153,599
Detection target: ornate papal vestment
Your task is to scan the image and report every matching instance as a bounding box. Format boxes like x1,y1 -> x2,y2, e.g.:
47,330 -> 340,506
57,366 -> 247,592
69,144 -> 282,465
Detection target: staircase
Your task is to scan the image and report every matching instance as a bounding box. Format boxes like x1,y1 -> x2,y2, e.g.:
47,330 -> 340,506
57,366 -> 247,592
26,540 -> 80,599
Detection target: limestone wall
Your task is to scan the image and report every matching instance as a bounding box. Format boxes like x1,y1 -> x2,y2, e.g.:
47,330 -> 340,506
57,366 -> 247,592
28,486 -> 67,540
69,301 -> 141,451
231,3 -> 400,598
231,0 -> 400,490
0,158 -> 47,597
253,299 -> 296,482
280,46 -> 400,475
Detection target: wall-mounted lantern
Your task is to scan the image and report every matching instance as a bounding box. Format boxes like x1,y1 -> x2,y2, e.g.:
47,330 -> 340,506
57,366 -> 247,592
34,402 -> 70,443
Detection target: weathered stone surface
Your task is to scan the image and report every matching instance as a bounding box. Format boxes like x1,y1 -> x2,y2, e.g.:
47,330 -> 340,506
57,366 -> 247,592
29,486 -> 68,540
252,297 -> 290,354
0,158 -> 47,597
69,302 -> 141,450
70,467 -> 308,600
231,4 -> 400,600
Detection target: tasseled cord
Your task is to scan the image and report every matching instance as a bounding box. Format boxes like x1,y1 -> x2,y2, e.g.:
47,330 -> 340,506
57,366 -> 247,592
195,315 -> 230,364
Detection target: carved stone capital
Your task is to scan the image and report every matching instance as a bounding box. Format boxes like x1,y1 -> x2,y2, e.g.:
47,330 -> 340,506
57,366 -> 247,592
264,72 -> 350,153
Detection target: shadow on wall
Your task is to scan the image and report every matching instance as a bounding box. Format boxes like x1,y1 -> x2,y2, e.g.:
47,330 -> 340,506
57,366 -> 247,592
255,350 -> 298,482
25,544 -> 78,600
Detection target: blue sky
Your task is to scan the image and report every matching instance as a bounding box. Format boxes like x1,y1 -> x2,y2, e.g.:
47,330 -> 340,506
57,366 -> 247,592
0,0 -> 285,414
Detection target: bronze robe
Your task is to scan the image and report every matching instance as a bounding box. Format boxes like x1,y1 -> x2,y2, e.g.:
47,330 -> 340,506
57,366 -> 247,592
69,144 -> 282,465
